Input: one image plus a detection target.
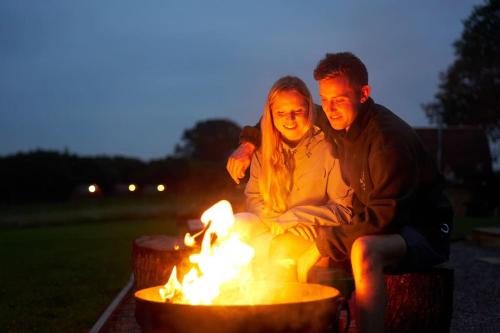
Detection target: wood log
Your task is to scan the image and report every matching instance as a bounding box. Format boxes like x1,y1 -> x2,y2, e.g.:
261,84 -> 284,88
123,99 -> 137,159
383,267 -> 454,333
310,265 -> 453,333
132,235 -> 192,290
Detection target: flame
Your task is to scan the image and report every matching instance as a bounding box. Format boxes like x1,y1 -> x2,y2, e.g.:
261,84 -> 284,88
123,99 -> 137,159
158,266 -> 181,300
159,200 -> 255,305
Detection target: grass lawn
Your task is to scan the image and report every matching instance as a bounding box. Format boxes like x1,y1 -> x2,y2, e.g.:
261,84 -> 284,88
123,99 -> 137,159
451,216 -> 500,240
0,195 -> 191,228
0,218 -> 177,332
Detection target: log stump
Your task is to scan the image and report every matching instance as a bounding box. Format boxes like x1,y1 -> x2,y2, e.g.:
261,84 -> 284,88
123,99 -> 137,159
310,265 -> 454,333
132,235 -> 192,290
383,267 -> 454,333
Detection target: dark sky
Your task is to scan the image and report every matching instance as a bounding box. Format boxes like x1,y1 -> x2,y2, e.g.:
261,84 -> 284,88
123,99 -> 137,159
0,0 -> 483,160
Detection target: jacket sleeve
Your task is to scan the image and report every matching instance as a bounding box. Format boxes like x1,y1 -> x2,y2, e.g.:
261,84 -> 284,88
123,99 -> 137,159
244,153 -> 268,219
316,145 -> 418,261
277,158 -> 353,227
274,204 -> 351,227
239,124 -> 261,147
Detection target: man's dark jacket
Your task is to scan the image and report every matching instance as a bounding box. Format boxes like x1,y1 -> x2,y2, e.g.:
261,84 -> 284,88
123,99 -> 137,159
315,99 -> 452,261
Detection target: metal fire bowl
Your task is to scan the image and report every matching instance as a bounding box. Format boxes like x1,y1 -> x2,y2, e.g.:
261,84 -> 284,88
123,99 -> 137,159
135,281 -> 347,333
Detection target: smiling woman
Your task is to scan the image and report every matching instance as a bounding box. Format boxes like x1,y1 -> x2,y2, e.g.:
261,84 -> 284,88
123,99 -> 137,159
230,76 -> 353,283
271,90 -> 311,145
259,76 -> 315,214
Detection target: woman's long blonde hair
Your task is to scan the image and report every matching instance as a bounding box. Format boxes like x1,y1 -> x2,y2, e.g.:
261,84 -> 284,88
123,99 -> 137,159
260,76 -> 314,214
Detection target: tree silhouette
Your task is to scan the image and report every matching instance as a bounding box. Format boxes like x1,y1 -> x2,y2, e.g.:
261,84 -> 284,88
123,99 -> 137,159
423,0 -> 500,141
175,119 -> 241,162
0,119 -> 243,203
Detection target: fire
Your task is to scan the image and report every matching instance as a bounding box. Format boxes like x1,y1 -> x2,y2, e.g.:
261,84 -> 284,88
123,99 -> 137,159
159,200 -> 255,305
158,266 -> 181,300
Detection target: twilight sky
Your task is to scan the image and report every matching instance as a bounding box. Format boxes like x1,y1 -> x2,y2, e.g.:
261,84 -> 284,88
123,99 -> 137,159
0,0 -> 483,160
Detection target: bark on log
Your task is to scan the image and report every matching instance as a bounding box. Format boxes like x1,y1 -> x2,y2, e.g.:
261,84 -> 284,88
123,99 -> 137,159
383,267 -> 454,333
311,265 -> 454,332
132,235 -> 192,290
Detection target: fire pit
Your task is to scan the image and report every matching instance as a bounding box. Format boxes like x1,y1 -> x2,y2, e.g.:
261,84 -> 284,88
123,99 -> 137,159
135,281 -> 348,333
134,201 -> 349,332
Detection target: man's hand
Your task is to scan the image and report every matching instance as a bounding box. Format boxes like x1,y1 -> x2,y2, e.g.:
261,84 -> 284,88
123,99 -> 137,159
226,142 -> 255,184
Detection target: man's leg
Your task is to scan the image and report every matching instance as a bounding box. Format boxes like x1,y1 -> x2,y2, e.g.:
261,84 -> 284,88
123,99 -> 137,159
350,234 -> 406,333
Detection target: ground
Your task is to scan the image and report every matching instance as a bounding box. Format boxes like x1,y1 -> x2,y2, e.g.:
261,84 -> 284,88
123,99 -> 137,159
450,241 -> 500,332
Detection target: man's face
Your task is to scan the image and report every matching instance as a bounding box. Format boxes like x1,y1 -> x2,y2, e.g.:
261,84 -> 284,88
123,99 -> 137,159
318,77 -> 363,131
271,90 -> 310,143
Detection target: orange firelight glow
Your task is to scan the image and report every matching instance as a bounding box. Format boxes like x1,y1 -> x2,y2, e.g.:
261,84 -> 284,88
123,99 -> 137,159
159,200 -> 255,305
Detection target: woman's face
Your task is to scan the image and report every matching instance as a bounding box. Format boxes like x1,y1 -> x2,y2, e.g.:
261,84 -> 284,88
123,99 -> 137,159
271,90 -> 310,144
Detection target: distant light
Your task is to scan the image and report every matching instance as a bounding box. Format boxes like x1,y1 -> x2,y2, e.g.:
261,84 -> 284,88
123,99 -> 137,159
88,184 -> 97,193
157,184 -> 165,192
128,184 -> 136,192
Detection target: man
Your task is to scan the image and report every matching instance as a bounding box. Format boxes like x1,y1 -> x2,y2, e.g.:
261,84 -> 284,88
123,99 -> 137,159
227,52 -> 452,333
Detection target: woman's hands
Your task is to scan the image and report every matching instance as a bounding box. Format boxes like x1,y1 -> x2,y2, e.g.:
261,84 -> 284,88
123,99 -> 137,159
288,224 -> 317,241
267,219 -> 296,236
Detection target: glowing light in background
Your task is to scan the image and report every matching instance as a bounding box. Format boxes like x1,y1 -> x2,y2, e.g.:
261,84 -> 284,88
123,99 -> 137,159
129,184 -> 136,192
88,184 -> 97,193
157,184 -> 165,192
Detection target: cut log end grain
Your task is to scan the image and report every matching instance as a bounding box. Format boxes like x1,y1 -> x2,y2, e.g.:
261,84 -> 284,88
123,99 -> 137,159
132,235 -> 192,290
383,267 -> 454,333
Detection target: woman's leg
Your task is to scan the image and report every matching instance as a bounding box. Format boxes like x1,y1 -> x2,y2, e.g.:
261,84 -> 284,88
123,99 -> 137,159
232,212 -> 269,241
268,232 -> 317,281
233,213 -> 274,279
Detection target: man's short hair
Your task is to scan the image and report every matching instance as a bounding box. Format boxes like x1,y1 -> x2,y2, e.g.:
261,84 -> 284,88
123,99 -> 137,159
313,52 -> 368,88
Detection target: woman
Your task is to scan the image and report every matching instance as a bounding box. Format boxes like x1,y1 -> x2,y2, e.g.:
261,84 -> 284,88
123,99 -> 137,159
235,76 -> 352,282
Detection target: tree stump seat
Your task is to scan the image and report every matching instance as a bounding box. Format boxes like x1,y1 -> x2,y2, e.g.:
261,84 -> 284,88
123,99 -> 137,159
308,261 -> 454,333
383,266 -> 454,333
132,235 -> 190,290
